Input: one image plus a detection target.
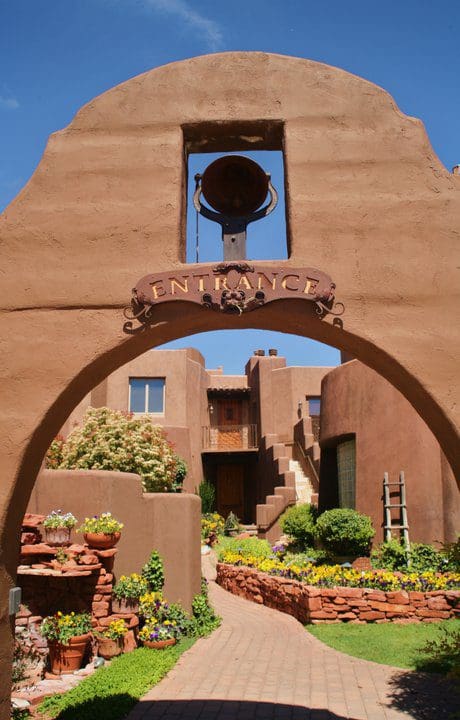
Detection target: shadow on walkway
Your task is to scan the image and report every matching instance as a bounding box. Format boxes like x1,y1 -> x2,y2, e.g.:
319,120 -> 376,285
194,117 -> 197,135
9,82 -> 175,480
388,670 -> 460,720
52,696 -> 362,719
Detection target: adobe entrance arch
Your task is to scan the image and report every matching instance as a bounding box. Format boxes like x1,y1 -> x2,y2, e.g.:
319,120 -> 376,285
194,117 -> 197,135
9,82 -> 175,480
0,52 -> 459,715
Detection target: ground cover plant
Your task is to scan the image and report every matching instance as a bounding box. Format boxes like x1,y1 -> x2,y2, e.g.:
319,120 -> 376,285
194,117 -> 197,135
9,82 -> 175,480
307,619 -> 460,673
45,407 -> 186,492
219,550 -> 460,591
372,538 -> 460,573
216,536 -> 272,560
37,638 -> 195,720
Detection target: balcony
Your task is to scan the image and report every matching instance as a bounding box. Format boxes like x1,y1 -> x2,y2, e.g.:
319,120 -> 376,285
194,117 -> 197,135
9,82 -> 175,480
202,424 -> 258,451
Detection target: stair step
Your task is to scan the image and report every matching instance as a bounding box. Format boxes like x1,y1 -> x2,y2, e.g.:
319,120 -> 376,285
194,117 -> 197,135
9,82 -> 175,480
240,524 -> 258,536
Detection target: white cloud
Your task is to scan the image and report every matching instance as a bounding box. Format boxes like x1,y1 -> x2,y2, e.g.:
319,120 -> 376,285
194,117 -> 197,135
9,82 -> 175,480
143,0 -> 224,51
0,95 -> 19,110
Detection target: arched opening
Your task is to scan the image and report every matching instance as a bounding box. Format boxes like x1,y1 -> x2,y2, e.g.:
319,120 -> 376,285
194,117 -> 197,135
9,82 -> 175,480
2,50 -> 459,718
7,302 -> 458,709
7,298 -> 458,545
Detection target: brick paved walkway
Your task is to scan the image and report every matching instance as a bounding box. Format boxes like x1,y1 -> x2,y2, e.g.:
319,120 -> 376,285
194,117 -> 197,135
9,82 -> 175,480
126,557 -> 456,720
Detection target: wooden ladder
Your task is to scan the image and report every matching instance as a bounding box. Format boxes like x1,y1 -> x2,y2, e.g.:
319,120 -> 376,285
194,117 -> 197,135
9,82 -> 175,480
383,471 -> 410,561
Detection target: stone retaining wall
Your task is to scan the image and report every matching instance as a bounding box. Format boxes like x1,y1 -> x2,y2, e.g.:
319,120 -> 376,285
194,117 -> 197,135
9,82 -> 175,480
216,563 -> 460,624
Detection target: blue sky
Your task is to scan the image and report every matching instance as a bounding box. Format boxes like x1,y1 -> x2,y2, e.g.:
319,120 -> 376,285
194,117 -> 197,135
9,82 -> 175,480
1,1 -> 458,372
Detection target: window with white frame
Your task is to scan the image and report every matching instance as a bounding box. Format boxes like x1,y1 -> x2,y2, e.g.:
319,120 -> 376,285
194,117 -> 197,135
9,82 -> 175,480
129,378 -> 165,414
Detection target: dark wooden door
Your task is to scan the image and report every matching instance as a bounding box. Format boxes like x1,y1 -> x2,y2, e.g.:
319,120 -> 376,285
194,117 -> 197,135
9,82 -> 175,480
217,464 -> 244,520
217,398 -> 243,448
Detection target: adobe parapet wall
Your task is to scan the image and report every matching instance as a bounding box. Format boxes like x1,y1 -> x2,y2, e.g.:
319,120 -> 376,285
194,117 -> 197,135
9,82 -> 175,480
216,564 -> 459,624
29,470 -> 201,610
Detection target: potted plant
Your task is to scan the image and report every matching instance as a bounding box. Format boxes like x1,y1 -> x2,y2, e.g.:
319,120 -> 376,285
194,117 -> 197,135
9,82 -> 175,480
201,513 -> 224,546
42,510 -> 77,546
138,621 -> 176,649
40,611 -> 92,674
224,511 -> 241,537
96,619 -> 127,659
138,591 -> 165,621
78,512 -> 124,549
112,573 -> 148,614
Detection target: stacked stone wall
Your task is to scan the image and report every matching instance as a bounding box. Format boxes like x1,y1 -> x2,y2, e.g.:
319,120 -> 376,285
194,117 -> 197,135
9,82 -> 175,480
216,563 -> 459,624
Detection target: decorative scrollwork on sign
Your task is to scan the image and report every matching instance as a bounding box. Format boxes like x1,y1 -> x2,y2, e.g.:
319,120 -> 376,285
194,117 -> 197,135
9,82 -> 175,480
123,262 -> 344,332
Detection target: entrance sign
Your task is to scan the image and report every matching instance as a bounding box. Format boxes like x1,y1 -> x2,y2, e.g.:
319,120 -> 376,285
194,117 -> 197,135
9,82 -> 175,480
124,262 -> 344,331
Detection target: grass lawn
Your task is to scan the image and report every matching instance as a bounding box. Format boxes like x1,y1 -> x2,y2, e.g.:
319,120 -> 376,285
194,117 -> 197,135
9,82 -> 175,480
37,637 -> 195,720
307,619 -> 460,672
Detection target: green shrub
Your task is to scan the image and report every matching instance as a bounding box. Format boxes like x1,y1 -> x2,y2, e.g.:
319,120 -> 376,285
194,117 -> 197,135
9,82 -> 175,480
11,708 -> 29,720
172,455 -> 187,492
316,508 -> 374,557
410,543 -> 444,572
197,481 -> 215,513
279,504 -> 317,548
441,535 -> 460,572
371,539 -> 408,571
141,550 -> 164,592
216,536 -> 272,560
189,578 -> 221,637
372,540 -> 457,573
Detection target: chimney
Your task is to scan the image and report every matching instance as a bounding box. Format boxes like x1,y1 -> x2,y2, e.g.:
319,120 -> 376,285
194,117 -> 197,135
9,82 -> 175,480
268,348 -> 278,356
453,165 -> 460,175
254,349 -> 265,356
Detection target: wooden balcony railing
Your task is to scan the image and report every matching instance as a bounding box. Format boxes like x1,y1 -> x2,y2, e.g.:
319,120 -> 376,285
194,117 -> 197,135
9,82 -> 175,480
202,424 -> 258,451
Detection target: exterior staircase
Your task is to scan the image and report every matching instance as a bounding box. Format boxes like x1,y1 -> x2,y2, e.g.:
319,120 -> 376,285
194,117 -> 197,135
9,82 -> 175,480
240,524 -> 258,536
255,416 -> 321,544
289,459 -> 314,504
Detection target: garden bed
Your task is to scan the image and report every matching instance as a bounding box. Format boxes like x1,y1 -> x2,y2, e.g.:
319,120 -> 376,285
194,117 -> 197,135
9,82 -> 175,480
216,563 -> 460,624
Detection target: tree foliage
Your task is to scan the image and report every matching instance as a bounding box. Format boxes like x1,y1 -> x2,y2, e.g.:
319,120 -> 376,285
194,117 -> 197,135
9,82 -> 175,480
45,407 -> 186,492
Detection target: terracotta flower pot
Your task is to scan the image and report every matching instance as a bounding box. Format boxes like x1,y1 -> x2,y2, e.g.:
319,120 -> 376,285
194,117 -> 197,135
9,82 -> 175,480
142,638 -> 176,650
84,531 -> 121,550
112,597 -> 139,614
97,636 -> 123,660
45,527 -> 71,546
48,632 -> 90,674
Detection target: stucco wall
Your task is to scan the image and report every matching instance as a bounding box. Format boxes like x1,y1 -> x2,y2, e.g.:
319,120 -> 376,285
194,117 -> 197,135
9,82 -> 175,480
27,470 -> 201,610
61,348 -> 208,490
246,355 -> 332,443
270,365 -> 332,442
319,361 -> 460,544
1,52 -> 459,718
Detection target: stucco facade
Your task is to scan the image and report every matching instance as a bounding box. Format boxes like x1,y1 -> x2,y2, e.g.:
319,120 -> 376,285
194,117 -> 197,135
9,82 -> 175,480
0,52 -> 459,715
62,347 -> 330,518
60,348 -> 458,545
319,361 -> 460,544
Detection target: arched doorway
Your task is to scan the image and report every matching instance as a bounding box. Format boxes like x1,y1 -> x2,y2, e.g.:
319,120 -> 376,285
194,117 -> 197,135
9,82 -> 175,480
1,52 -> 459,716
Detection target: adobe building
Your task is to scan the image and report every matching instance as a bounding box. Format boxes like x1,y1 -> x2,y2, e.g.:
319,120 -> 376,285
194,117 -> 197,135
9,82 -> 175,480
56,347 -> 331,529
1,52 -> 460,715
49,346 -> 459,545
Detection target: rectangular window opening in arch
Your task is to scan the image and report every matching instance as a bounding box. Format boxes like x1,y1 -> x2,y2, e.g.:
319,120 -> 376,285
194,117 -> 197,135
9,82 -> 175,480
182,121 -> 289,264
